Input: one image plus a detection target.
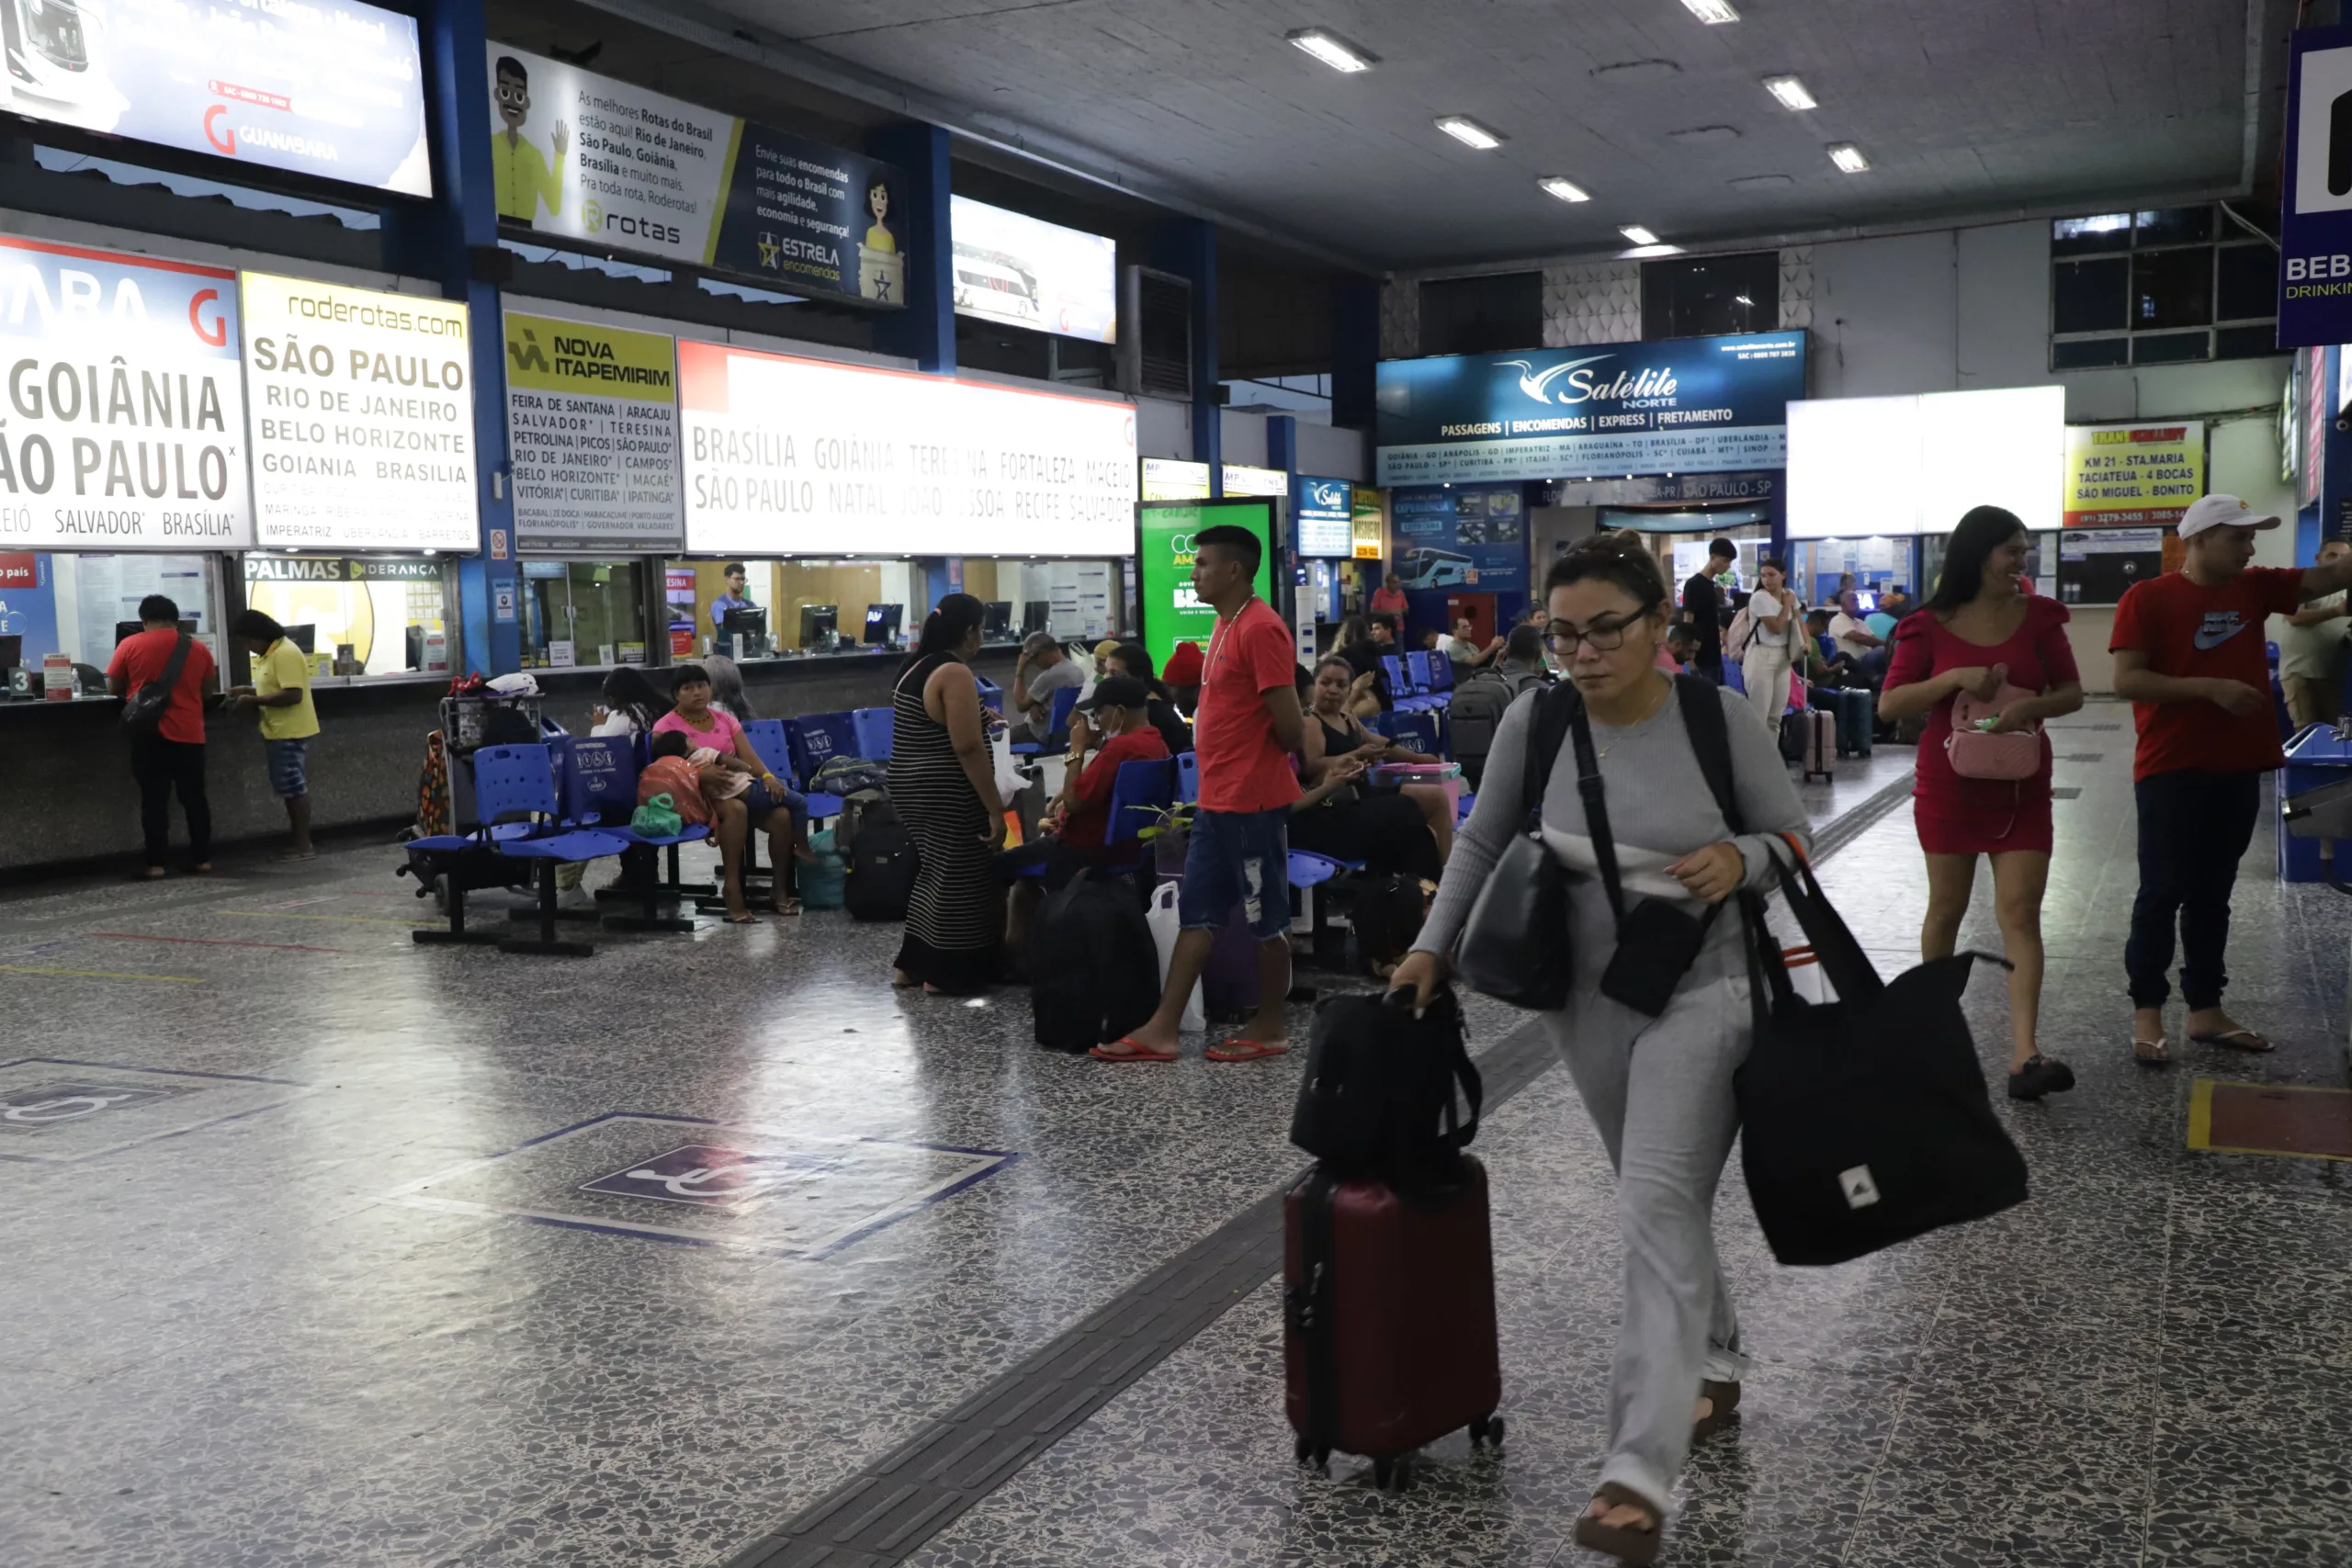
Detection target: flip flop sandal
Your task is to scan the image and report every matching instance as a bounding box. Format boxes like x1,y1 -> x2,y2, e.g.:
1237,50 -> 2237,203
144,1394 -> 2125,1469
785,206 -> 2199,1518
2131,1038 -> 2172,1067
723,911 -> 760,925
1205,1038 -> 1291,1063
2191,1029 -> 2274,1053
1090,1037 -> 1178,1063
1572,1482 -> 1663,1565
1693,1379 -> 1742,1442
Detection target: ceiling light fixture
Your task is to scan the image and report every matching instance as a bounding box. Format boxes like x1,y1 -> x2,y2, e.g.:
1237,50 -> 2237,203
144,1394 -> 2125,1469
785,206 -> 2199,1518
1620,224 -> 1659,245
1539,176 -> 1591,203
1762,74 -> 1817,110
1435,115 -> 1504,150
1623,244 -> 1685,257
1827,142 -> 1870,173
1286,28 -> 1374,73
1679,0 -> 1740,21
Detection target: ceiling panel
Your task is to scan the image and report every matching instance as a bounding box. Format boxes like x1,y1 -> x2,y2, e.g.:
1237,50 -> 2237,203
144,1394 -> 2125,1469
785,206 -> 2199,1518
686,0 -> 2270,269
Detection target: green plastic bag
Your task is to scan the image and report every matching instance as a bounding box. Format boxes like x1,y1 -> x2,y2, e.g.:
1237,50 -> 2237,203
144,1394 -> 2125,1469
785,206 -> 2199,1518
631,793 -> 684,836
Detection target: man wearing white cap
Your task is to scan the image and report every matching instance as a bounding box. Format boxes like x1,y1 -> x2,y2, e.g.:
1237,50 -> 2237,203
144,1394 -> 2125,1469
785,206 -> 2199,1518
2110,493 -> 2352,1062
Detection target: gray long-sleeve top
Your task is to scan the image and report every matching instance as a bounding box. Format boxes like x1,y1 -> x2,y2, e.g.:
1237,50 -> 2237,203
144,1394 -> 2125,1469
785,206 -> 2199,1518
1415,679 -> 1813,991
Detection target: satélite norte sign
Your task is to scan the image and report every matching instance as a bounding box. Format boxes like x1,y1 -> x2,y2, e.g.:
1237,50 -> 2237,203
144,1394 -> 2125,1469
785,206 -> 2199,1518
676,341 -> 1136,557
0,236 -> 252,550
1136,500 -> 1278,674
2279,26 -> 2352,347
1375,332 -> 1806,486
483,46 -> 906,305
1294,476 -> 1353,557
241,274 -> 476,550
8,0 -> 430,197
2063,423 -> 2205,528
503,313 -> 682,552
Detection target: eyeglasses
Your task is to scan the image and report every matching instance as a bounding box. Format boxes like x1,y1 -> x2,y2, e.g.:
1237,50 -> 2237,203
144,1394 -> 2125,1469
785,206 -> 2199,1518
1544,607 -> 1657,655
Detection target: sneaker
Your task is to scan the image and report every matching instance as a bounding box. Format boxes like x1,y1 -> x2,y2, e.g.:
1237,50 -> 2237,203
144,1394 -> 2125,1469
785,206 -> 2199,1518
557,886 -> 597,912
2006,1054 -> 2076,1100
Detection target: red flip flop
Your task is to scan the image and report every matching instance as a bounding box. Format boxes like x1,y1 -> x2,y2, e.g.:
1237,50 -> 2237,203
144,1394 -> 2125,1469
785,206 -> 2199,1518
1205,1038 -> 1290,1063
1090,1037 -> 1178,1063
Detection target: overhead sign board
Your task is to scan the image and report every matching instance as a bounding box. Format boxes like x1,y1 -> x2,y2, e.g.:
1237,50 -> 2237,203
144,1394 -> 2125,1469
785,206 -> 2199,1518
484,46 -> 906,305
948,197 -> 1117,343
503,312 -> 682,552
1787,387 -> 2064,539
2281,27 -> 2352,347
0,236 -> 251,550
2064,422 -> 2205,528
1294,475 -> 1353,557
241,273 -> 477,550
1376,332 -> 1806,486
10,0 -> 430,197
676,341 -> 1137,557
1140,457 -> 1210,501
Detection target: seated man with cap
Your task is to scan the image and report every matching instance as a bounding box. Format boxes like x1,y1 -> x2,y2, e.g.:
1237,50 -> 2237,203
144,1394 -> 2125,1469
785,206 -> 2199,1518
999,676 -> 1171,949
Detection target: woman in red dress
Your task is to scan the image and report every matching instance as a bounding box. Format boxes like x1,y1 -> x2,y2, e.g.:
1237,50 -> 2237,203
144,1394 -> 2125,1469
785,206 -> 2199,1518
1880,505 -> 2086,1100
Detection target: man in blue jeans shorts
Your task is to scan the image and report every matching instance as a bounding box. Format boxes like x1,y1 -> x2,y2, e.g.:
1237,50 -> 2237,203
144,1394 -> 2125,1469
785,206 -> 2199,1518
1094,524 -> 1305,1062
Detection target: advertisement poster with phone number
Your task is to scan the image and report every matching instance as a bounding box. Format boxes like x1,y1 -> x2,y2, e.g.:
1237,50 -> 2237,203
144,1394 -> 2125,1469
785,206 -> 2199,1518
1388,485 -> 1528,604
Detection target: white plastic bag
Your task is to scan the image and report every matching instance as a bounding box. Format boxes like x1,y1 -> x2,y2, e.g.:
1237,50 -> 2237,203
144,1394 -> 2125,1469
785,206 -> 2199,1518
1148,880 -> 1206,1033
1784,944 -> 1835,1005
990,729 -> 1026,805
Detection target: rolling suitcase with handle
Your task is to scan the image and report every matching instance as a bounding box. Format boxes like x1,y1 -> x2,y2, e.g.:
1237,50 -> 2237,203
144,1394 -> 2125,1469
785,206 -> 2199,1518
1798,706 -> 1836,784
1283,1159 -> 1504,1490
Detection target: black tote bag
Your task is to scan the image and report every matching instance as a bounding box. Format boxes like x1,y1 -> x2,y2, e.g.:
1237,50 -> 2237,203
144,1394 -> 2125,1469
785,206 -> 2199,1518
1734,841 -> 2027,1266
1452,684 -> 1579,1010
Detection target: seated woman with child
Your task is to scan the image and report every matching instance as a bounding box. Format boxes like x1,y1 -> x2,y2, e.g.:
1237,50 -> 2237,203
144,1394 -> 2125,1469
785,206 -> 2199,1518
645,663 -> 809,918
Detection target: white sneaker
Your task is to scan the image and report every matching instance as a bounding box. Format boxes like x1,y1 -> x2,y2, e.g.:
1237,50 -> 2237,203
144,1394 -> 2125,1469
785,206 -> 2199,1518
557,886 -> 597,912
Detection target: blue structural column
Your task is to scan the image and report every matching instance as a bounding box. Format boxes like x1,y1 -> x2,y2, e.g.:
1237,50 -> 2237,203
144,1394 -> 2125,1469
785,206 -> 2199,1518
385,0 -> 518,675
1264,414 -> 1297,479
2320,345 -> 2352,553
869,123 -> 956,373
1152,219 -> 1220,493
1329,274 -> 1379,433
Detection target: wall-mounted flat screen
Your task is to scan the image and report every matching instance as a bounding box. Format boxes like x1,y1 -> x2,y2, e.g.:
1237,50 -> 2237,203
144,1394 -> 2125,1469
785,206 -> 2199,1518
949,196 -> 1117,344
1786,386 -> 2064,538
11,0 -> 430,197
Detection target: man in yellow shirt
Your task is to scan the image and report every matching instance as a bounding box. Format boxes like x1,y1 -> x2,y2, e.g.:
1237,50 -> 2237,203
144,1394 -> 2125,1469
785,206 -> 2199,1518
228,610 -> 322,860
492,55 -> 568,223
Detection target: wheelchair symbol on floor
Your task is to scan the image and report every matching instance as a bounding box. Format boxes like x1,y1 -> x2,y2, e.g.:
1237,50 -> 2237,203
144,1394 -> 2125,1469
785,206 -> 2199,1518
0,1082 -> 177,1131
581,1143 -> 829,1210
622,1161 -> 779,1200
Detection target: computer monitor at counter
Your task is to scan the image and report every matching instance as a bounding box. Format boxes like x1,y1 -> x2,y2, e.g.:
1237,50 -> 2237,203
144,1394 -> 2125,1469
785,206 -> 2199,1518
799,604 -> 839,647
864,604 -> 904,647
983,601 -> 1012,640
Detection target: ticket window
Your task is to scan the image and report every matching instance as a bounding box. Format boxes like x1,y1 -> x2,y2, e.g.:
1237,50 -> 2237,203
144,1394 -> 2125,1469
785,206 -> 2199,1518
239,558 -> 457,679
520,560 -> 651,668
1792,537 -> 1920,608
1919,531 -> 2058,604
0,552 -> 226,698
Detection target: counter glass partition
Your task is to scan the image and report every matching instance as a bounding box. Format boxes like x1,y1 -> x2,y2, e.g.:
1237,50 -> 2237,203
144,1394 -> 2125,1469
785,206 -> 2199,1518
240,555 -> 458,680
659,558 -> 1126,664
0,552 -> 226,701
519,559 -> 652,670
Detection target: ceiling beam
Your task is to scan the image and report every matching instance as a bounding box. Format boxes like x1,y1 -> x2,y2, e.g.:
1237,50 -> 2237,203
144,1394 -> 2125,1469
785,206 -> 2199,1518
556,0 -> 1376,275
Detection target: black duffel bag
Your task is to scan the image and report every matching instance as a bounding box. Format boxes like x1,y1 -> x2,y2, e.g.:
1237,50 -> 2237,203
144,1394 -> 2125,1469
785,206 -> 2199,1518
1734,841 -> 2027,1266
1291,987 -> 1481,1192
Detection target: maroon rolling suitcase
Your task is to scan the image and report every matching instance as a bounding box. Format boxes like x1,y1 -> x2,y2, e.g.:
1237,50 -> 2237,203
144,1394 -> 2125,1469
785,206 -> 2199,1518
1799,705 -> 1836,784
1283,1156 -> 1504,1490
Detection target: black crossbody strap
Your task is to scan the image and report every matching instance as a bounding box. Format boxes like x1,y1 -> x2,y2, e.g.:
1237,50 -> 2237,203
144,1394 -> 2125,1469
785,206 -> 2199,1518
1521,682 -> 1577,835
1566,698 -> 1632,930
1675,673 -> 1741,834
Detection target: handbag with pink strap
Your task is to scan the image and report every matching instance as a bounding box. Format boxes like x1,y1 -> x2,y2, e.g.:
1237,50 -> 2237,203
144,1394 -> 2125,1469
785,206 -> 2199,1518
1946,682 -> 2041,780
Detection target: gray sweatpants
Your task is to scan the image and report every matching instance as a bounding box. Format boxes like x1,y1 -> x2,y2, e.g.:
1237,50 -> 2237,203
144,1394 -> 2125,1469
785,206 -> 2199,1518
1544,970 -> 1752,1517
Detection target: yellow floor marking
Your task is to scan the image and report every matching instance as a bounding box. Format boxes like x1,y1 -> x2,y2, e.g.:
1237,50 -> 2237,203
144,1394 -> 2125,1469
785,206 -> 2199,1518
2186,1077 -> 2352,1163
2185,1077 -> 2214,1152
0,964 -> 204,984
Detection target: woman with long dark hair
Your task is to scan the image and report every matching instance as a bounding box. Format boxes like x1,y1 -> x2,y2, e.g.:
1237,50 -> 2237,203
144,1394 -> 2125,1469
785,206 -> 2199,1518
592,665 -> 669,738
1879,505 -> 2085,1095
1392,532 -> 1810,1563
889,593 -> 1006,993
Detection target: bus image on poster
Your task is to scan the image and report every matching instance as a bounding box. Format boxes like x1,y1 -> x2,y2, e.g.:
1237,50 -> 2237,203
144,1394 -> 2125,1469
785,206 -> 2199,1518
1136,499 -> 1277,674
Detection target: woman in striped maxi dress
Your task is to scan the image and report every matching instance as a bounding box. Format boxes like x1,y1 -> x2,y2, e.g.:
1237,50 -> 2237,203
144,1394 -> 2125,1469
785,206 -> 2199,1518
888,593 -> 1008,994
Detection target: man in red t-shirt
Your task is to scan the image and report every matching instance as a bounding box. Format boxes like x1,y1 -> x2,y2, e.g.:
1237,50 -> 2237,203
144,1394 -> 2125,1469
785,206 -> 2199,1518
2111,492 -> 2352,1059
1095,525 -> 1304,1064
105,593 -> 219,877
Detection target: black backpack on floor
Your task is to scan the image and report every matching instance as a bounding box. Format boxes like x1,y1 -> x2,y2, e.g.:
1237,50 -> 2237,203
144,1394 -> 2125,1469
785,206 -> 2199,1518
1290,987 -> 1481,1192
1028,869 -> 1159,1052
844,801 -> 918,920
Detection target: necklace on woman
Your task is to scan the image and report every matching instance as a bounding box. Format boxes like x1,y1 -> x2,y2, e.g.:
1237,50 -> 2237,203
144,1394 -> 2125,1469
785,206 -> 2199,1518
1591,674 -> 1672,757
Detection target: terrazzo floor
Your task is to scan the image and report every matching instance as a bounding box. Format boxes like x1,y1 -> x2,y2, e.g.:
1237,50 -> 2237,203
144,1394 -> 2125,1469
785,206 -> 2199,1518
1,719 -> 2344,1567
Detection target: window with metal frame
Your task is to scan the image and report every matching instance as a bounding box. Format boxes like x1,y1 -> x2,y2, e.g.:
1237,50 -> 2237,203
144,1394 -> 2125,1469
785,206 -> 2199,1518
2050,206 -> 2276,371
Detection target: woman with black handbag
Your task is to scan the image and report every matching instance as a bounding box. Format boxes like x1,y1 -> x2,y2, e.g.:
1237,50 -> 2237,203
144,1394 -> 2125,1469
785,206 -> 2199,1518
1390,533 -> 1810,1565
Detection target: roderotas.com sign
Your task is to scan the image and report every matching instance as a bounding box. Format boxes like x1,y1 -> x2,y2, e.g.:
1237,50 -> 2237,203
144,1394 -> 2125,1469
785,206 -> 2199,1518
1374,332 -> 1806,486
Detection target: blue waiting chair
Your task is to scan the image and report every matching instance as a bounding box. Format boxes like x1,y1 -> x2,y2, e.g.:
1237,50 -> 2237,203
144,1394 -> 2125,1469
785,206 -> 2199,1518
975,674 -> 1005,715
786,710 -> 861,786
1381,655 -> 1438,715
1175,750 -> 1200,807
1104,756 -> 1177,868
1423,650 -> 1456,695
560,735 -> 713,933
1011,684 -> 1083,757
851,705 -> 895,762
430,743 -> 629,956
747,718 -> 842,825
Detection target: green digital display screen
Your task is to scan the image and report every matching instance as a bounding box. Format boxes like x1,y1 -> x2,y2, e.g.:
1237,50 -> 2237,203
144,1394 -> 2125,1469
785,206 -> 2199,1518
1135,499 -> 1278,672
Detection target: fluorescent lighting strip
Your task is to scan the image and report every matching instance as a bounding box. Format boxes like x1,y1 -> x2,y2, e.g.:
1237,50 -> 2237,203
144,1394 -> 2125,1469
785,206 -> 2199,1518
1435,116 -> 1504,150
1620,224 -> 1658,245
1680,0 -> 1739,21
1539,176 -> 1591,203
1287,28 -> 1374,73
1763,74 -> 1816,110
1827,142 -> 1869,173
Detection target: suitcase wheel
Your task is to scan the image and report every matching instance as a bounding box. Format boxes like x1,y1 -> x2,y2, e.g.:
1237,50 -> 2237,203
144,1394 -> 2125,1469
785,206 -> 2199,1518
1469,1413 -> 1506,1450
1372,1456 -> 1413,1492
1295,1436 -> 1329,1472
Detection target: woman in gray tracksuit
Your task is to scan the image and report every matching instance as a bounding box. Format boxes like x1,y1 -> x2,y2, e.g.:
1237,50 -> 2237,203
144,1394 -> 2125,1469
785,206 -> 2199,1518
1391,531 -> 1811,1565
